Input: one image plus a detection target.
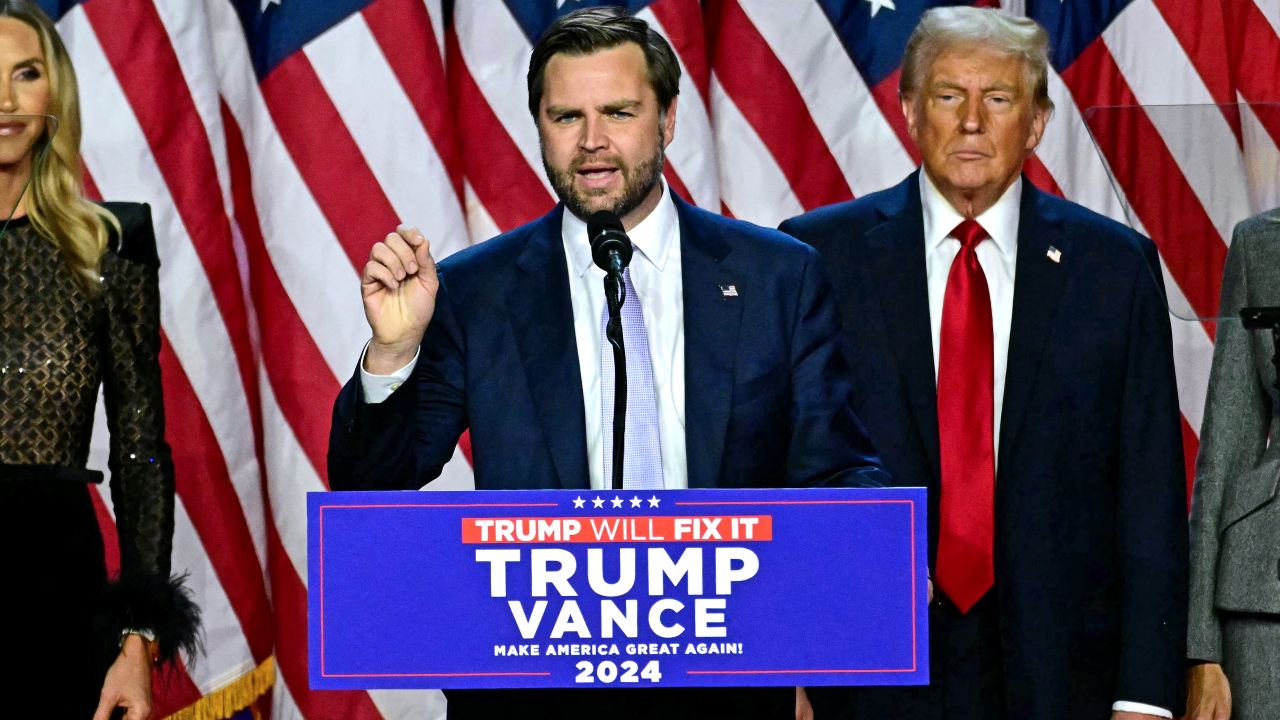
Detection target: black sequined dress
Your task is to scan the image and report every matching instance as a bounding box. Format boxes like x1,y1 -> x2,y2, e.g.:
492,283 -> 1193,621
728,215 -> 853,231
0,203 -> 198,715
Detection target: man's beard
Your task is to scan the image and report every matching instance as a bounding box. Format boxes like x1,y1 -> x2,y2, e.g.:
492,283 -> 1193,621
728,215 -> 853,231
543,132 -> 666,223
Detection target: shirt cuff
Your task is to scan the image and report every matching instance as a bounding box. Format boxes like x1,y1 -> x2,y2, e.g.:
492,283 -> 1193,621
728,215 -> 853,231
1111,701 -> 1173,718
359,343 -> 419,404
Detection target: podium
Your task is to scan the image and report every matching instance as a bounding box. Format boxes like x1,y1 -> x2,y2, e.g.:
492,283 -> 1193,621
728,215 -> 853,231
308,486 -> 928,690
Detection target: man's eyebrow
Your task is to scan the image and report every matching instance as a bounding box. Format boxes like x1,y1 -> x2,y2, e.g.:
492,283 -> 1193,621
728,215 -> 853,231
544,99 -> 643,117
598,99 -> 642,112
927,79 -> 1021,94
982,80 -> 1020,93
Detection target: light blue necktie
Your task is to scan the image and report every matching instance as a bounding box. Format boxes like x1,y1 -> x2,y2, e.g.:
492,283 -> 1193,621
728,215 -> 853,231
601,267 -> 664,490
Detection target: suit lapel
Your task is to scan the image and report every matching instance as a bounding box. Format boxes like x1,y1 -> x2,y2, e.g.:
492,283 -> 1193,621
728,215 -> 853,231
677,196 -> 743,489
999,184 -> 1070,474
866,173 -> 941,479
506,206 -> 590,490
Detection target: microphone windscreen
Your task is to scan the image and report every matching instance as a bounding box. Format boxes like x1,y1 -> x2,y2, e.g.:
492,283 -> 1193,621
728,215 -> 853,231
587,210 -> 624,241
588,210 -> 633,272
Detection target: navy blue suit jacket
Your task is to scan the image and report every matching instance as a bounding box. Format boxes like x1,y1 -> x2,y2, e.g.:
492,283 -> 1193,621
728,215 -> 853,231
781,172 -> 1188,719
329,193 -> 886,494
327,194 -> 887,719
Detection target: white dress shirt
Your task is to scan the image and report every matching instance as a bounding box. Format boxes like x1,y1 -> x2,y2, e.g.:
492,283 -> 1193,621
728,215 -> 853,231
921,170 -> 1018,469
562,184 -> 687,491
361,183 -> 689,492
920,171 -> 1171,720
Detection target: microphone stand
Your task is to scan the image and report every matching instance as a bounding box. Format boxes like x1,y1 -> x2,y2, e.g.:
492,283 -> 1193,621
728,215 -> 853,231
605,271 -> 627,491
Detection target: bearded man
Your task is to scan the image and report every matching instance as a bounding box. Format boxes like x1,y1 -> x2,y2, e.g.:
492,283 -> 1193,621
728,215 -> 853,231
327,7 -> 887,720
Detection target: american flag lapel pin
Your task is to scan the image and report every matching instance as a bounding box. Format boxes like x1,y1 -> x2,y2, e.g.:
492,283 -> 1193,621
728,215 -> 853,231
1046,246 -> 1062,263
719,284 -> 739,298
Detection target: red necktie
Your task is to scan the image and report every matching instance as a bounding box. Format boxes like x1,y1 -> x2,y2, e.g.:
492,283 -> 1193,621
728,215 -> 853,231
935,218 -> 995,614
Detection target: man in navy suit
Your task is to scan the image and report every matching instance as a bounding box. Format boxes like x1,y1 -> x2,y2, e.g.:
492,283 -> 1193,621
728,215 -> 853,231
781,8 -> 1186,720
328,7 -> 885,719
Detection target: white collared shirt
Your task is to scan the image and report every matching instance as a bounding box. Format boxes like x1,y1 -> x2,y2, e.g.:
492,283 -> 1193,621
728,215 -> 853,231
920,171 -> 1171,720
361,183 -> 688,492
562,184 -> 687,491
921,170 -> 1019,468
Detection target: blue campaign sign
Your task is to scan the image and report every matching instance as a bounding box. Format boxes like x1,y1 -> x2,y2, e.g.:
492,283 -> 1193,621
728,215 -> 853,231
308,487 -> 928,690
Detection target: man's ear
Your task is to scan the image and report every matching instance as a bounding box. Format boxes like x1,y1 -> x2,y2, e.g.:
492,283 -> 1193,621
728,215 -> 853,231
901,94 -> 920,146
661,99 -> 677,149
1025,103 -> 1050,153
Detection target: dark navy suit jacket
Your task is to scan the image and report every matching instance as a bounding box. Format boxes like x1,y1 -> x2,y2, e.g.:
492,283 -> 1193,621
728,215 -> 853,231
328,193 -> 887,720
781,172 -> 1188,719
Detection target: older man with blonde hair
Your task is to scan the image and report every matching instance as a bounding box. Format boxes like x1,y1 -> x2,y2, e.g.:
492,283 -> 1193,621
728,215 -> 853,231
783,7 -> 1187,720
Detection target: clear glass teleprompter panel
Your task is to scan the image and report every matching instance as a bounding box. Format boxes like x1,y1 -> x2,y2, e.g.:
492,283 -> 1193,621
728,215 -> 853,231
1081,102 -> 1279,326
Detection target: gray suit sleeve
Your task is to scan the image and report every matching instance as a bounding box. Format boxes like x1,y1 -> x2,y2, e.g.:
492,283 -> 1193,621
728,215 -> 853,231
1186,220 -> 1273,662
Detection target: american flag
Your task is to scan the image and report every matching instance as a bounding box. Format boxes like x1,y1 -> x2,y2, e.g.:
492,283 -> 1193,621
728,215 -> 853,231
61,0 -> 1276,717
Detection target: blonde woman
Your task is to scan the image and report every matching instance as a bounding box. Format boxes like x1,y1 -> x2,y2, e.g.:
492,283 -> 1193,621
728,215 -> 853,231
0,2 -> 198,718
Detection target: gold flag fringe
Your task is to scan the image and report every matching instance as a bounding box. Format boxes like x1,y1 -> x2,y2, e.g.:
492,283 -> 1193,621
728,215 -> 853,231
163,655 -> 275,720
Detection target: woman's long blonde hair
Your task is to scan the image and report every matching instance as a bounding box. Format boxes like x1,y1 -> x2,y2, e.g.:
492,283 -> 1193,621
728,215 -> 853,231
3,0 -> 119,293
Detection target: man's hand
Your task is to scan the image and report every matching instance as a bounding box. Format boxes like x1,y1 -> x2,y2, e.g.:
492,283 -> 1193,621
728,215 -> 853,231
93,634 -> 154,720
795,687 -> 814,720
1184,662 -> 1232,720
362,226 -> 439,374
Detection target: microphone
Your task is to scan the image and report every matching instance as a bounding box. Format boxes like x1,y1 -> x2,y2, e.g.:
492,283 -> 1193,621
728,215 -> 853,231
588,211 -> 633,275
588,210 -> 631,490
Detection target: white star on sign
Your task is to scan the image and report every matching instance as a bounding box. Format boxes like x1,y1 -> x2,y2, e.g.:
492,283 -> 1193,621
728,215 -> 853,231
865,0 -> 896,18
648,496 -> 661,508
573,496 -> 585,509
592,496 -> 605,509
611,496 -> 624,508
261,0 -> 281,11
630,496 -> 643,508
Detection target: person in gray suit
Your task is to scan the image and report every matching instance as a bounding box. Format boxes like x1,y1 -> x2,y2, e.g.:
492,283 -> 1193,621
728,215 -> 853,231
1186,208 -> 1280,720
